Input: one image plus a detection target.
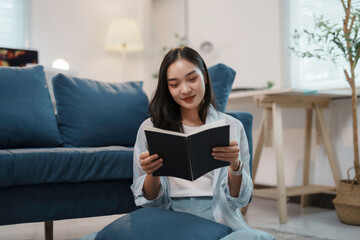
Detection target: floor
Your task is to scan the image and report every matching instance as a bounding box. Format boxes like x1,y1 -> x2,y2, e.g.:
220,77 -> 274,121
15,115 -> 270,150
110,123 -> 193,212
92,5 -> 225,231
0,197 -> 359,240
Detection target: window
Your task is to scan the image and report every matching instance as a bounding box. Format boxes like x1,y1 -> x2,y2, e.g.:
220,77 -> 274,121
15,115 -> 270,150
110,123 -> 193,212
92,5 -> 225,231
289,0 -> 360,90
0,0 -> 29,48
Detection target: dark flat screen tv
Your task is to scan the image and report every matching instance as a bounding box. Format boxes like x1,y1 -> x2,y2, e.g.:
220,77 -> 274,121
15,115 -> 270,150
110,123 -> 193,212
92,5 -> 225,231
0,47 -> 38,67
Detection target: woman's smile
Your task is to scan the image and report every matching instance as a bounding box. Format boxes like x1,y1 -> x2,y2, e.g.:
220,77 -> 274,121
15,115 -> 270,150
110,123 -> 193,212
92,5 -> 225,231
182,95 -> 195,102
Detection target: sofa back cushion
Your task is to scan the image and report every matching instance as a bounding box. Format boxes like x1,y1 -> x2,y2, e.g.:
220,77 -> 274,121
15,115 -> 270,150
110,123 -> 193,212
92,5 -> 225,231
52,74 -> 149,147
0,65 -> 63,149
208,63 -> 236,112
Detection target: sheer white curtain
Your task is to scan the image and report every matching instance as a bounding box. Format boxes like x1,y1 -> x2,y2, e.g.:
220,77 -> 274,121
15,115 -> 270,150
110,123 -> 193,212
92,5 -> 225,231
0,0 -> 29,48
289,0 -> 360,90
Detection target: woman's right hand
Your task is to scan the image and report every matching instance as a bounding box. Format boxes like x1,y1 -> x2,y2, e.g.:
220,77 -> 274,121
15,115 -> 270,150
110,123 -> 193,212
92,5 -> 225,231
139,152 -> 163,175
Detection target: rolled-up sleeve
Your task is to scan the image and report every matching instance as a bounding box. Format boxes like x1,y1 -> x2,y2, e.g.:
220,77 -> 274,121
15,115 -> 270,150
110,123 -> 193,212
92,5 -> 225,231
220,119 -> 253,209
221,170 -> 253,209
130,120 -> 171,208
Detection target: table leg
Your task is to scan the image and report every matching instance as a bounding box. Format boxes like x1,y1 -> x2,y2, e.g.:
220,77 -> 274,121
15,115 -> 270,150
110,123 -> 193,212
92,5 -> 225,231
301,108 -> 312,207
272,103 -> 287,223
264,107 -> 273,147
314,106 -> 341,189
253,112 -> 266,181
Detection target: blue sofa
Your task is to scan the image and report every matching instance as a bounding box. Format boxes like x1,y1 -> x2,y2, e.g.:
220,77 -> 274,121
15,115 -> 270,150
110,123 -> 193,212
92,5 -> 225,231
0,64 -> 252,240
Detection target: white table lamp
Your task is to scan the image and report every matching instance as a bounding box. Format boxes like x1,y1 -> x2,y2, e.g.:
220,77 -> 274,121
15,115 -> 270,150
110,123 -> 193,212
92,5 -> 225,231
105,18 -> 144,81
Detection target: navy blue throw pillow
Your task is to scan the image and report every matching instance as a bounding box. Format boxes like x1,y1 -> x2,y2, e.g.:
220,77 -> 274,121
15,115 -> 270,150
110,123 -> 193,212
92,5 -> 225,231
52,74 -> 149,147
208,63 -> 236,112
95,207 -> 232,240
0,65 -> 63,149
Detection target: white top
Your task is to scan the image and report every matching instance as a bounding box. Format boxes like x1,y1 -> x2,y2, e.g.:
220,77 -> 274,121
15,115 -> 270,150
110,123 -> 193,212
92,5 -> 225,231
168,125 -> 214,197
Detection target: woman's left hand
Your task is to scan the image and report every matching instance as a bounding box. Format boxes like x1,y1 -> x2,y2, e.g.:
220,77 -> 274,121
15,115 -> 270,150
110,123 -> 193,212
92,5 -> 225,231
212,140 -> 240,168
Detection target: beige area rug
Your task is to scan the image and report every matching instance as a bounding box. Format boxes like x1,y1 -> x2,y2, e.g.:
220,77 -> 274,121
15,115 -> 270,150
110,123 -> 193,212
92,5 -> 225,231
259,228 -> 333,240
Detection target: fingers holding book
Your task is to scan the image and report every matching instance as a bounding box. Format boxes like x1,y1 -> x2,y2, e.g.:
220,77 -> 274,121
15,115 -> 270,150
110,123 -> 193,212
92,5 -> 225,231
139,152 -> 163,175
212,140 -> 240,167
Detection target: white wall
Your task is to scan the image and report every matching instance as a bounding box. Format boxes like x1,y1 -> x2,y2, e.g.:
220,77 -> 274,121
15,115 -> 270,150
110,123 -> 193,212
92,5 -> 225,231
30,0 -> 154,95
149,0 -> 187,95
187,0 -> 283,90
30,0 -> 284,94
151,0 -> 284,90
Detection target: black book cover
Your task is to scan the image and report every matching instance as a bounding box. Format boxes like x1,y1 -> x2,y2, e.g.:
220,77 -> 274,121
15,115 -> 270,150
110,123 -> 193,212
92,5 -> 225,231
144,119 -> 230,181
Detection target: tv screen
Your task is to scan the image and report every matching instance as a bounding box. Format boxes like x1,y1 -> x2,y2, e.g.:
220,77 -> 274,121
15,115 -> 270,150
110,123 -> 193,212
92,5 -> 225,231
0,47 -> 38,67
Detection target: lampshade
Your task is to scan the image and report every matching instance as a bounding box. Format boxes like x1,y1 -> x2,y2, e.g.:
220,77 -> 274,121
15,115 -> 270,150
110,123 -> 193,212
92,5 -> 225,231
105,18 -> 144,52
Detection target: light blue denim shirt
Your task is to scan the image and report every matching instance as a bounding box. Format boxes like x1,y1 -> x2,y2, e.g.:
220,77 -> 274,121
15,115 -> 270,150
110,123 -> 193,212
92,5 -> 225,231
131,106 -> 253,230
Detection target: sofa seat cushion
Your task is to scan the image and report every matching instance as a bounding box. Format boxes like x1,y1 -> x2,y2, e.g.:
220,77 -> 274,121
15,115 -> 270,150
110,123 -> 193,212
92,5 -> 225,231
0,151 -> 13,187
0,146 -> 134,187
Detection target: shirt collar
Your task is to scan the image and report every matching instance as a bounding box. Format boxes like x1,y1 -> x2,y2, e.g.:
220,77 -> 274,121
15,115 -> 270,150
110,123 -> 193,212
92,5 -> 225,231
205,104 -> 221,124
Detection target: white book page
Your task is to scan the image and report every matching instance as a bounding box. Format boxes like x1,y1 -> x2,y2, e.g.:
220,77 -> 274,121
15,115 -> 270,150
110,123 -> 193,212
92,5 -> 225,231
144,119 -> 227,137
187,119 -> 226,136
144,126 -> 187,137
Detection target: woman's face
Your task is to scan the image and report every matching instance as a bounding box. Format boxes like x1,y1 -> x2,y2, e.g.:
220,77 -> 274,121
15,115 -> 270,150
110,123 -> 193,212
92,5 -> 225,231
166,59 -> 206,113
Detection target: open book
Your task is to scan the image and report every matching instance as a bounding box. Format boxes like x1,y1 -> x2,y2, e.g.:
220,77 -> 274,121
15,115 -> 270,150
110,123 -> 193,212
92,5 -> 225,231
144,119 -> 230,181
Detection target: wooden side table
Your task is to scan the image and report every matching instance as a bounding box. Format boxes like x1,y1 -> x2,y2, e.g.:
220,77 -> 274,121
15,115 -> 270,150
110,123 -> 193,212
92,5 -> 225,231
229,89 -> 350,223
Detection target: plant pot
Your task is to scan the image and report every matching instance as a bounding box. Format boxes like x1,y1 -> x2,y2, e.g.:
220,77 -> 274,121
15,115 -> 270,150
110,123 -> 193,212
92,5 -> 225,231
333,180 -> 360,225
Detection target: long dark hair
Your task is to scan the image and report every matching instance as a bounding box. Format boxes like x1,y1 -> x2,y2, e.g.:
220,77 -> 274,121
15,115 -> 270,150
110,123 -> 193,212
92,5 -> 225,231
149,47 -> 215,132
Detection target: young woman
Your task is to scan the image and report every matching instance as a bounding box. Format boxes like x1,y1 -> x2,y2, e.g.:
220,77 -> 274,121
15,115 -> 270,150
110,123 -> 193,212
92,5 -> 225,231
131,47 -> 274,240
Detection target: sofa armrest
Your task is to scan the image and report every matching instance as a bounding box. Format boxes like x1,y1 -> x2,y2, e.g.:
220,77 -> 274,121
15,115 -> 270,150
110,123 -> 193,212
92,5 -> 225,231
225,111 -> 253,179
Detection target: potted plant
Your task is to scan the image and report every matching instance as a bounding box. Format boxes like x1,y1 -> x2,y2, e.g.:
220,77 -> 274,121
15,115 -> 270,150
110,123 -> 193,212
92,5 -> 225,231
290,0 -> 359,225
